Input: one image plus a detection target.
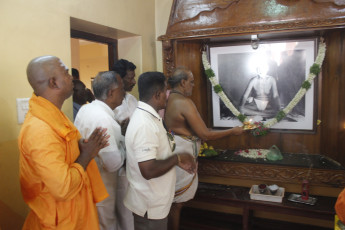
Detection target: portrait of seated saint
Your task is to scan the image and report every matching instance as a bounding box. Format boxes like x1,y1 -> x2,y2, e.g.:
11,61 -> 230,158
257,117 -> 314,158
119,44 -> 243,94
239,62 -> 281,119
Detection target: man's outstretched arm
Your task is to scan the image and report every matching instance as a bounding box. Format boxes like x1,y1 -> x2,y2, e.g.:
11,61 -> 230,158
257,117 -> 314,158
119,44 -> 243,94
181,99 -> 244,141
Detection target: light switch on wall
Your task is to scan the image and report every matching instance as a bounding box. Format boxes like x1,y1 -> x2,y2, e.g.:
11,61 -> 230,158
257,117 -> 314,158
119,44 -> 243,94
16,98 -> 30,124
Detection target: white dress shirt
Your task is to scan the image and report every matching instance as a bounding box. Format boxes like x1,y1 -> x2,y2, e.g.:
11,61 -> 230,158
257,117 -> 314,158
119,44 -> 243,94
75,100 -> 125,172
113,93 -> 138,230
74,99 -> 125,230
113,93 -> 138,123
124,101 -> 176,220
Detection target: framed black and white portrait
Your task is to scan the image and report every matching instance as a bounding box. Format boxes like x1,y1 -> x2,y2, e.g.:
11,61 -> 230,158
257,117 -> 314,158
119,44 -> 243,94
209,38 -> 317,131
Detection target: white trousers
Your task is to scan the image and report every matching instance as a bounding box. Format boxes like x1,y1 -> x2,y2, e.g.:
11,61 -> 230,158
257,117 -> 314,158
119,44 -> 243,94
96,170 -> 118,230
116,167 -> 134,230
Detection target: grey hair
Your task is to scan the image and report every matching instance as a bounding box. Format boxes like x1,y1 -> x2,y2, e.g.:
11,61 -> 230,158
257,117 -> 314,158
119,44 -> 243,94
92,71 -> 118,100
168,66 -> 191,88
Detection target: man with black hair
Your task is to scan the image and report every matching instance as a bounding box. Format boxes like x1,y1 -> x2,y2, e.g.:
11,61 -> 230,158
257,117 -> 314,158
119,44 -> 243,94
112,59 -> 137,126
112,59 -> 136,89
72,79 -> 87,120
124,71 -> 196,230
112,59 -> 137,230
72,68 -> 95,120
72,68 -> 80,80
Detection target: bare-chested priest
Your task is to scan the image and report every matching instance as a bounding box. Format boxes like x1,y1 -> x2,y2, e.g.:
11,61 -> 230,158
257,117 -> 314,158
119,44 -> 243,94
164,67 -> 244,230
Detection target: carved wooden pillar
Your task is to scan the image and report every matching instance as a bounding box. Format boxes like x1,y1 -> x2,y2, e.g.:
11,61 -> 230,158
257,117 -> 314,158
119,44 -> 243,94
161,39 -> 175,78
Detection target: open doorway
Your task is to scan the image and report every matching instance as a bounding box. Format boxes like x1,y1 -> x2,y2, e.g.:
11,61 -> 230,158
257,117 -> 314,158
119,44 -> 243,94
71,38 -> 110,90
70,17 -> 142,114
70,17 -> 140,90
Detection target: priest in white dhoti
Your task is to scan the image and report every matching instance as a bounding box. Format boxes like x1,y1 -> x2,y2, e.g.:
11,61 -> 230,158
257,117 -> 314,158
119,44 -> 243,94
164,67 -> 244,230
172,135 -> 200,203
75,71 -> 126,230
112,59 -> 137,230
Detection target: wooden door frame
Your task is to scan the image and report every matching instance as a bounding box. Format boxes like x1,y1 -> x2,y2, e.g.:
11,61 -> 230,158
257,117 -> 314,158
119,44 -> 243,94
70,29 -> 118,70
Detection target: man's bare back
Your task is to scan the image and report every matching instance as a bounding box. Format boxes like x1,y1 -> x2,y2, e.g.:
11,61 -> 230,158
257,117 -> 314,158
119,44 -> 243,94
165,92 -> 200,137
165,67 -> 244,230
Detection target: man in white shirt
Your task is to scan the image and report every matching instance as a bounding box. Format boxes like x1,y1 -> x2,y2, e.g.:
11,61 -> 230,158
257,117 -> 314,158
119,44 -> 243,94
124,71 -> 197,230
112,59 -> 137,230
113,59 -> 137,125
74,71 -> 125,230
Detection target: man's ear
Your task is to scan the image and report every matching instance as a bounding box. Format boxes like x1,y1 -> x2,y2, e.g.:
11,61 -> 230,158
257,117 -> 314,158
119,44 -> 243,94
181,79 -> 186,87
154,90 -> 161,100
107,87 -> 114,98
48,77 -> 58,89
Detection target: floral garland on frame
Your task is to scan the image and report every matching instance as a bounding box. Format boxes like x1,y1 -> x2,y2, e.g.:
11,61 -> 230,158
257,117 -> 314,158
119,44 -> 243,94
202,40 -> 326,136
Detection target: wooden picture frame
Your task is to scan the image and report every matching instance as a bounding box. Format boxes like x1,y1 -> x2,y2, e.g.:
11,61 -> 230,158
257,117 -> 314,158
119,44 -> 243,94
209,38 -> 317,131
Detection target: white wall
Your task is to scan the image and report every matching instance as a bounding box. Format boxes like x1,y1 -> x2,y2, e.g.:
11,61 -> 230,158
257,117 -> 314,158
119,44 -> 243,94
0,0 -> 156,222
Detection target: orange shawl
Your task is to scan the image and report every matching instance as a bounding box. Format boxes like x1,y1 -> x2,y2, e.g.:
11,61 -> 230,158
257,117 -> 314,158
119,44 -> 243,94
19,94 -> 108,229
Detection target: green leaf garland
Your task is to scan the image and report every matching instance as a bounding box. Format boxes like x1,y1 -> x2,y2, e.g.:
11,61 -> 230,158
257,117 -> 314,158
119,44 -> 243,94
214,84 -> 223,93
301,80 -> 312,90
275,111 -> 286,122
205,69 -> 215,78
237,114 -> 247,122
310,63 -> 320,75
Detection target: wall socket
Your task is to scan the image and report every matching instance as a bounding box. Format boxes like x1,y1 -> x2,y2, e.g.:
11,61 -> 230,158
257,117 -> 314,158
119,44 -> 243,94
16,98 -> 30,124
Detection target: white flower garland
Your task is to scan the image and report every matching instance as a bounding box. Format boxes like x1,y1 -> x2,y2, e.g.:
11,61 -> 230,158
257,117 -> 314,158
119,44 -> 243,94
202,41 -> 326,130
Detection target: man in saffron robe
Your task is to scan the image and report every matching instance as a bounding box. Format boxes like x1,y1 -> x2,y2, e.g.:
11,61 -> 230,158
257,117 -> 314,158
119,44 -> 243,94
18,55 -> 109,230
336,188 -> 345,225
